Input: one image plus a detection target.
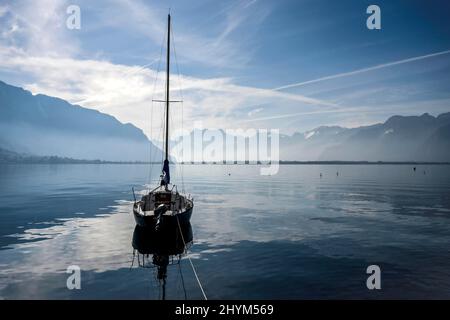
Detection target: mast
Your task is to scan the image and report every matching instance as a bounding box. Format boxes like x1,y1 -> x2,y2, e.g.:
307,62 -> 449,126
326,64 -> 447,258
161,13 -> 171,186
165,14 -> 170,162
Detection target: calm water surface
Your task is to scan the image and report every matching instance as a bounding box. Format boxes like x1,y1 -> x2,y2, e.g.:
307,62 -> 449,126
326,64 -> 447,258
0,164 -> 449,299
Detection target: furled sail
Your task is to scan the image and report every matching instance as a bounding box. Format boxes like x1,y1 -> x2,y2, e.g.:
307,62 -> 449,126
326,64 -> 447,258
162,159 -> 170,185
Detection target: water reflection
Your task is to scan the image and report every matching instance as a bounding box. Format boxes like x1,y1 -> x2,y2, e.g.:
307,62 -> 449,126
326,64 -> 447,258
131,222 -> 193,299
0,164 -> 450,299
132,222 -> 193,257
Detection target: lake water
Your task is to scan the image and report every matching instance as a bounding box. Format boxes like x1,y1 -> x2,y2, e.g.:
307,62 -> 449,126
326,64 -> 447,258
0,164 -> 450,299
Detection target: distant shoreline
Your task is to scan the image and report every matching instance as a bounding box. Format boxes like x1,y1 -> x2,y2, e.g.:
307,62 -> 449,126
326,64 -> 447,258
1,149 -> 449,165
1,160 -> 450,165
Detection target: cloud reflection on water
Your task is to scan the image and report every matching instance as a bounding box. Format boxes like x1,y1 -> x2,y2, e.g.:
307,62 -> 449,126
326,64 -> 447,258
1,164 -> 450,298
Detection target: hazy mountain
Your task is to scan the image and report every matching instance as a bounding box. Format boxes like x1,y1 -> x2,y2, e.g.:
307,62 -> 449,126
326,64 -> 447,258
1,80 -> 448,162
281,126 -> 352,160
281,112 -> 450,161
0,81 -> 163,161
166,114 -> 450,162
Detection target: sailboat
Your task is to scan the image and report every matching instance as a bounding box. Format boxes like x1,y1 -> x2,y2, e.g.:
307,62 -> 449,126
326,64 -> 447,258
133,14 -> 194,229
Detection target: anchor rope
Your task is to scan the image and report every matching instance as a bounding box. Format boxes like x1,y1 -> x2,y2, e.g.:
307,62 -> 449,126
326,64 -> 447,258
176,215 -> 208,300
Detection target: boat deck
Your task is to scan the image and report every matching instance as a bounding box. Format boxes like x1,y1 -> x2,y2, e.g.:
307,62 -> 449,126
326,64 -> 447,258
138,209 -> 185,216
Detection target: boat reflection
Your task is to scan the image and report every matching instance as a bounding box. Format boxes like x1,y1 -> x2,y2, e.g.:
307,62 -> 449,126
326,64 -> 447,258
131,220 -> 193,299
132,220 -> 193,256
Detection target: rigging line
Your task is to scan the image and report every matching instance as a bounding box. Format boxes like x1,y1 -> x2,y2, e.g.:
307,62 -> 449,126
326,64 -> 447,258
170,24 -> 184,107
149,101 -> 165,186
148,36 -> 165,188
148,28 -> 167,188
149,114 -> 158,187
180,102 -> 184,192
162,100 -> 166,166
168,103 -> 181,182
180,99 -> 185,193
157,113 -> 165,182
168,105 -> 182,185
149,102 -> 165,186
167,104 -> 180,186
144,101 -> 165,187
176,216 -> 208,300
170,22 -> 185,192
180,109 -> 185,187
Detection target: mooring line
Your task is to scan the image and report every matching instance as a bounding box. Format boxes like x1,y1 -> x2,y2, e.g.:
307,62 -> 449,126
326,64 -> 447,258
176,216 -> 208,300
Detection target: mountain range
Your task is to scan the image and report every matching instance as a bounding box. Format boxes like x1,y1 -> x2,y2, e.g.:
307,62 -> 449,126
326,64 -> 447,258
0,80 -> 163,162
0,80 -> 449,162
280,112 -> 450,161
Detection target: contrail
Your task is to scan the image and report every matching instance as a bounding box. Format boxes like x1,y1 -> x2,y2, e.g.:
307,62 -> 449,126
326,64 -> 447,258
274,49 -> 450,91
241,107 -> 363,123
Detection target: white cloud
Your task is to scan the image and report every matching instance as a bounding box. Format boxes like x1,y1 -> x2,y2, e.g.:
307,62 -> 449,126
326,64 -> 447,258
2,0 -> 78,57
0,5 -> 9,17
3,0 -> 446,140
0,46 -> 334,139
0,0 -> 340,139
94,0 -> 263,68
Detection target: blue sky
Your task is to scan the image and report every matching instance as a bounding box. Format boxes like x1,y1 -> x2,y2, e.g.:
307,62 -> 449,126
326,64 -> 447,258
0,0 -> 450,139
